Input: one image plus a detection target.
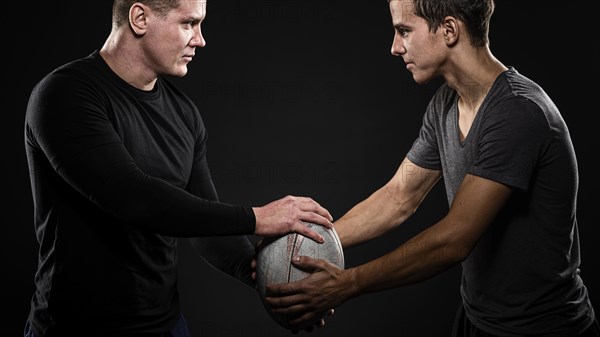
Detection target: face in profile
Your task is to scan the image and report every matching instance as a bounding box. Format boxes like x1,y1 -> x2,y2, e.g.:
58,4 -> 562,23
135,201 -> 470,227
142,0 -> 208,77
389,0 -> 448,84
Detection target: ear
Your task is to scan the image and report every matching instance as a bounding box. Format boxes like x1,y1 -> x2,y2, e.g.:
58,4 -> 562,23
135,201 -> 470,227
129,3 -> 149,36
442,16 -> 459,46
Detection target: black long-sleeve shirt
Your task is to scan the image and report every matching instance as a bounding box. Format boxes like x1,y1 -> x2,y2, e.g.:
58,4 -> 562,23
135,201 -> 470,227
25,50 -> 255,336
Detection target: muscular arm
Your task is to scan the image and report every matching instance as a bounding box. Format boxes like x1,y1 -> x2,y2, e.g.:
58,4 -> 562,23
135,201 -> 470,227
57,143 -> 256,237
27,72 -> 331,239
336,157 -> 441,248
348,174 -> 511,293
26,72 -> 256,237
266,173 -> 512,326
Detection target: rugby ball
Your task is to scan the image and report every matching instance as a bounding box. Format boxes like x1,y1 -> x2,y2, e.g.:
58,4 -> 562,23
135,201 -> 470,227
256,222 -> 344,330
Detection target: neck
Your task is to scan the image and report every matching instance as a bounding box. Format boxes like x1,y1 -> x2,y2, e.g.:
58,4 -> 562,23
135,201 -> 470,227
445,47 -> 508,115
99,29 -> 158,91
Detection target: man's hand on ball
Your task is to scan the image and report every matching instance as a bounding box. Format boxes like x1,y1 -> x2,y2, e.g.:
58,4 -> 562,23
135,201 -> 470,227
252,195 -> 333,243
266,256 -> 347,329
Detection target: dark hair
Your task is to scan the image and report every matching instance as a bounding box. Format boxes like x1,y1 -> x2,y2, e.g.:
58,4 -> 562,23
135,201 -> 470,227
112,0 -> 181,26
412,0 -> 494,47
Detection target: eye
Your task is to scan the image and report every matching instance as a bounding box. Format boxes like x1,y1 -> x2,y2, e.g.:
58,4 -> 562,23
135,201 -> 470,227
393,25 -> 410,38
396,28 -> 409,38
183,20 -> 199,29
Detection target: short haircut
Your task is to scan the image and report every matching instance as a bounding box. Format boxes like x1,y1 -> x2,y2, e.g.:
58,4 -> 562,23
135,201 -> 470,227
411,0 -> 495,47
112,0 -> 182,26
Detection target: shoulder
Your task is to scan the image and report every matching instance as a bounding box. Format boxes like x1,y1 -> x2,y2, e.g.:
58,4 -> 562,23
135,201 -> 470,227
45,52 -> 103,81
423,82 -> 458,122
429,82 -> 457,108
31,51 -> 107,100
26,52 -> 113,126
482,68 -> 558,133
491,68 -> 555,113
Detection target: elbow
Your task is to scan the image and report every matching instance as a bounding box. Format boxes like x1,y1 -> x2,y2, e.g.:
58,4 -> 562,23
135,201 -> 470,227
90,168 -> 163,227
439,240 -> 473,264
382,185 -> 419,226
435,222 -> 477,264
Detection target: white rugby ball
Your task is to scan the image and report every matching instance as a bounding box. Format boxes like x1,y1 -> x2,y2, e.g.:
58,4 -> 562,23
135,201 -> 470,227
256,222 -> 344,330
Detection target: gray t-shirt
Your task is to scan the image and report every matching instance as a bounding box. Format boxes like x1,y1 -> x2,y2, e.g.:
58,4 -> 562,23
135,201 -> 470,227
407,67 -> 595,336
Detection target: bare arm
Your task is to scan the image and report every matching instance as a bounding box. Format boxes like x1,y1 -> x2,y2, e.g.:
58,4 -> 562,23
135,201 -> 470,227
266,174 -> 512,327
348,174 -> 510,292
336,157 -> 441,248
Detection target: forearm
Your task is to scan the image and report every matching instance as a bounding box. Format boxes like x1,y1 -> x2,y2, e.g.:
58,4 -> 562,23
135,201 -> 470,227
344,221 -> 467,297
188,236 -> 256,288
335,184 -> 414,248
59,144 -> 255,237
94,164 -> 255,236
336,158 -> 441,248
266,218 -> 466,319
345,174 -> 510,298
267,174 -> 508,325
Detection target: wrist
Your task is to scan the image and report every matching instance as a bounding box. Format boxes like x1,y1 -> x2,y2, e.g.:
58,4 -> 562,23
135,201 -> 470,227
342,267 -> 362,301
251,207 -> 260,233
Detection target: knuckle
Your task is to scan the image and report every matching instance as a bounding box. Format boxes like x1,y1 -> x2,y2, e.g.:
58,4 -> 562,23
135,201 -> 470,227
286,218 -> 295,231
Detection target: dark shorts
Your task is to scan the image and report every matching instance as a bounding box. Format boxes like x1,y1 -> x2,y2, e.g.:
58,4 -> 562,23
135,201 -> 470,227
451,303 -> 600,337
23,313 -> 191,337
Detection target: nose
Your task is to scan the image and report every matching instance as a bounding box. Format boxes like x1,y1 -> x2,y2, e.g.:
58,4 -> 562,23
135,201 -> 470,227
190,25 -> 206,48
391,32 -> 405,56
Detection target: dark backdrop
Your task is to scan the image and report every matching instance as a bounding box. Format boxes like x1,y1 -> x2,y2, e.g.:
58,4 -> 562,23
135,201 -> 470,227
4,1 -> 598,336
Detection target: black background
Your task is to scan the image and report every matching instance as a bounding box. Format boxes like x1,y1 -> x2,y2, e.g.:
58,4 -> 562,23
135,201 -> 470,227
4,1 -> 598,336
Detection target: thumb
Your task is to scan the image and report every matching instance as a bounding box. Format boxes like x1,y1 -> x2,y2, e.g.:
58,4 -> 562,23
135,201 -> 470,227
291,255 -> 321,272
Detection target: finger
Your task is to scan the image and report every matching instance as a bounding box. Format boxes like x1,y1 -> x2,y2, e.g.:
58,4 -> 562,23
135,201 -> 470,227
297,199 -> 334,225
254,238 -> 265,251
299,213 -> 334,231
310,203 -> 334,222
266,293 -> 307,310
290,255 -> 322,272
298,197 -> 334,222
265,282 -> 301,296
296,197 -> 333,225
327,308 -> 335,316
250,257 -> 257,281
293,222 -> 325,243
316,318 -> 326,328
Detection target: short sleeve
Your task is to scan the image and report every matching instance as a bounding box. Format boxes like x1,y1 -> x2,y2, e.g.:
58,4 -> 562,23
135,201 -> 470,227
469,97 -> 550,191
407,95 -> 443,170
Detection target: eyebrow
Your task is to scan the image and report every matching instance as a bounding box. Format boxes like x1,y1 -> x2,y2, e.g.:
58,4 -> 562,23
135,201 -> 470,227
393,23 -> 410,30
183,15 -> 204,22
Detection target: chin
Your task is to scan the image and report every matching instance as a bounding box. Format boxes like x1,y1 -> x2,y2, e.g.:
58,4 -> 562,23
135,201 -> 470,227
171,67 -> 189,78
412,72 -> 433,85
